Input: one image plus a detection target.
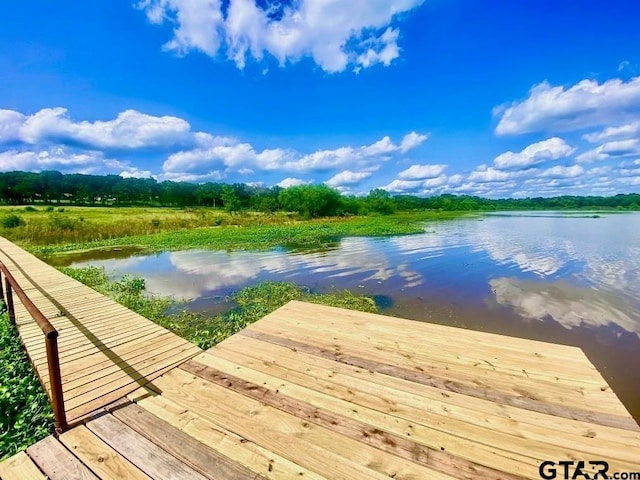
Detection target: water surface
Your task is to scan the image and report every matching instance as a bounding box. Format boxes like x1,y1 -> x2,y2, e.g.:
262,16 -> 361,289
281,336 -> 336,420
55,212 -> 640,421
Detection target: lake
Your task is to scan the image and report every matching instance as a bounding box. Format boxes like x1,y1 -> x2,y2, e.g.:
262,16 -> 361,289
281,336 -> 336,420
54,212 -> 640,421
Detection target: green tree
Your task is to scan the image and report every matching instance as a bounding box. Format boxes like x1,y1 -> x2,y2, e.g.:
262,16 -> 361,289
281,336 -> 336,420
278,184 -> 341,218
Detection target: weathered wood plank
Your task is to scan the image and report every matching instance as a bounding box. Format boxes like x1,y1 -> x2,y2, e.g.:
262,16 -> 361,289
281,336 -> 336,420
113,403 -> 263,480
138,394 -> 331,480
247,314 -> 623,413
216,333 -> 640,454
59,425 -> 150,480
239,329 -> 640,431
181,359 -> 527,480
87,414 -> 209,480
27,436 -> 98,480
154,367 -> 460,480
0,452 -> 45,480
267,301 -> 589,361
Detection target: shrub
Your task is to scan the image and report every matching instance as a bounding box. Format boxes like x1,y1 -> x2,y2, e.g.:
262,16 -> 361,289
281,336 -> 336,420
48,215 -> 79,231
1,214 -> 25,229
23,206 -> 37,212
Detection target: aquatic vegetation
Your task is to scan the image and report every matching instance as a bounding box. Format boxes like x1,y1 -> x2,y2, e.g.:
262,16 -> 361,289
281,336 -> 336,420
0,313 -> 54,460
18,208 -> 461,256
61,267 -> 378,350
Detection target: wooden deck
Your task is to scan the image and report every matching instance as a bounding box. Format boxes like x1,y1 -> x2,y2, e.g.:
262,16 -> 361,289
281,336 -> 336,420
3,299 -> 640,479
0,237 -> 201,423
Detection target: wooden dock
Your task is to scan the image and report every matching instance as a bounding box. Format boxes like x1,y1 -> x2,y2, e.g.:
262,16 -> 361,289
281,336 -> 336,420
0,237 -> 201,423
1,239 -> 639,479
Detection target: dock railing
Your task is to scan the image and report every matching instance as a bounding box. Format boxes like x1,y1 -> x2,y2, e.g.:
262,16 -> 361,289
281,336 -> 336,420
0,262 -> 67,432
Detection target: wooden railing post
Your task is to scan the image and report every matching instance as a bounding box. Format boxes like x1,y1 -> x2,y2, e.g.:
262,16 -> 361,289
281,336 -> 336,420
0,270 -> 4,309
5,277 -> 15,325
45,331 -> 67,432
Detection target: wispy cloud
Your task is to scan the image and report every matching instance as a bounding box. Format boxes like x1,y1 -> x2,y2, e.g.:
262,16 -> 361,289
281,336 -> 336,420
163,131 -> 428,180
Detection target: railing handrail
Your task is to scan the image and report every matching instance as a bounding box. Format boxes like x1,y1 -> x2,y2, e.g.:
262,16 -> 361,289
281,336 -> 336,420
0,263 -> 58,338
0,261 -> 67,432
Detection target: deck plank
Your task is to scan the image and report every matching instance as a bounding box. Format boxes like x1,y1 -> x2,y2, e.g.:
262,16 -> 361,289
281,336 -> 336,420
112,403 -> 263,480
0,452 -> 45,480
238,329 -> 638,430
216,332 -> 640,450
59,425 -> 150,480
27,436 -> 98,480
86,414 -> 209,480
154,367 -> 463,480
193,346 -> 640,466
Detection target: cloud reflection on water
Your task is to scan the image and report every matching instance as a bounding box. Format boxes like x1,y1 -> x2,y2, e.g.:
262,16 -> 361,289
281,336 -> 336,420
490,277 -> 640,336
139,237 -> 424,299
69,213 -> 640,337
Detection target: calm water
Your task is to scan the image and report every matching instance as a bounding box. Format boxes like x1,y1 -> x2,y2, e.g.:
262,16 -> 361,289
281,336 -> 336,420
55,212 -> 640,421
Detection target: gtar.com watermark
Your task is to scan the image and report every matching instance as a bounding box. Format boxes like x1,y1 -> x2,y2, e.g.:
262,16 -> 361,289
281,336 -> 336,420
539,460 -> 640,480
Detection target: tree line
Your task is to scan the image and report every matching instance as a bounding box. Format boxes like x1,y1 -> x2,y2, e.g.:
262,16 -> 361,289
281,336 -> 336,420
0,170 -> 638,217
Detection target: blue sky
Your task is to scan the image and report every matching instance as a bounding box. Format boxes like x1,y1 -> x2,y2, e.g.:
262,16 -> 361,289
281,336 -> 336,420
1,0 -> 639,198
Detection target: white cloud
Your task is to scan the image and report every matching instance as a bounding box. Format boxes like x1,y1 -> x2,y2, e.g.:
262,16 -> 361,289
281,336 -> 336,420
137,0 -> 425,73
540,165 -> 584,179
325,170 -> 373,188
354,27 -> 400,73
381,173 -> 449,193
399,131 -> 429,152
576,139 -> 640,163
582,121 -> 640,143
120,167 -> 154,179
381,179 -> 422,193
0,110 -> 25,143
468,167 -> 514,183
276,177 -> 311,188
494,137 -> 575,170
422,174 -> 448,188
397,163 -> 446,180
495,76 -> 640,135
6,107 -> 192,149
0,148 -> 129,174
163,132 -> 423,177
360,136 -> 397,156
619,176 -> 640,186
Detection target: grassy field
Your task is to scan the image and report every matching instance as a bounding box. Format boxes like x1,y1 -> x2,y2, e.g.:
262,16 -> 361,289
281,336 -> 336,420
0,205 -> 464,257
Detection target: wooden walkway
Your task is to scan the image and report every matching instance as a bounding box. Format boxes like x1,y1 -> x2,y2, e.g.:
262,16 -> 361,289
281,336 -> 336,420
2,299 -> 640,479
0,237 -> 201,423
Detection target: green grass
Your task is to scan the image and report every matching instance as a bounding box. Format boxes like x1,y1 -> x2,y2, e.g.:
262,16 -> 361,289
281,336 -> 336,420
24,210 -> 463,257
61,266 -> 378,350
0,206 -> 301,247
0,313 -> 54,460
